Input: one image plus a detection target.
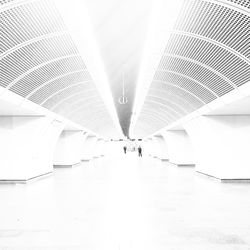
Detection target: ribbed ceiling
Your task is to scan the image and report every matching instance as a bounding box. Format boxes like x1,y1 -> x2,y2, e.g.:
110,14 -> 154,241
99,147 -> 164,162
132,0 -> 250,137
0,0 -> 120,138
1,0 -> 249,139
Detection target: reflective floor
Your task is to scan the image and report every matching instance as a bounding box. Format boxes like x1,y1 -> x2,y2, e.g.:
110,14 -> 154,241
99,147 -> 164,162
0,151 -> 250,249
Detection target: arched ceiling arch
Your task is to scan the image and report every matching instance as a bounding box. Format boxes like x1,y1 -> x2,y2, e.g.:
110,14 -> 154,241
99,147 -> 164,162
132,0 -> 250,138
0,0 -> 121,138
1,0 -> 249,139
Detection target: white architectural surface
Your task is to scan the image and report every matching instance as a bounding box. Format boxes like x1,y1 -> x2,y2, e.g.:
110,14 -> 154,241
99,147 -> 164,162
0,0 -> 250,247
82,135 -> 99,160
149,135 -> 168,160
53,130 -> 87,166
161,130 -> 195,166
185,115 -> 250,180
0,116 -> 64,181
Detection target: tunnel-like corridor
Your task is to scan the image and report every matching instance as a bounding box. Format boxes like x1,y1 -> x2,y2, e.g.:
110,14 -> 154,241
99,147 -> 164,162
1,0 -> 250,248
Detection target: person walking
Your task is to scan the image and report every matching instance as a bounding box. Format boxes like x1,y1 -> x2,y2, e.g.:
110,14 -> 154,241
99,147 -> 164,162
138,145 -> 142,157
123,146 -> 127,154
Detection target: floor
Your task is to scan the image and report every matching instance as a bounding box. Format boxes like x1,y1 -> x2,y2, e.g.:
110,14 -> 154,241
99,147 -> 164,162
0,151 -> 250,250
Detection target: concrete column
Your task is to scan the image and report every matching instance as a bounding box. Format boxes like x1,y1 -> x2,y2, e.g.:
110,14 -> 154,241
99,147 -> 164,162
81,131 -> 89,152
152,135 -> 168,161
53,130 -> 85,167
184,115 -> 250,181
161,130 -> 195,166
149,137 -> 158,158
94,139 -> 103,158
82,135 -> 98,161
96,139 -> 105,157
145,138 -> 154,157
0,116 -> 64,183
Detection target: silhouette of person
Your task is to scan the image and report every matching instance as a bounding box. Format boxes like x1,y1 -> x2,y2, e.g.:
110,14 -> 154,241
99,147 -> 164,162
138,145 -> 142,157
123,146 -> 127,154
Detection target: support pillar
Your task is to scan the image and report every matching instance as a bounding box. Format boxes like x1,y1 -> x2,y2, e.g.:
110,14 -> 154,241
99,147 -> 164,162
53,130 -> 84,167
82,135 -> 98,161
95,139 -> 105,157
146,138 -> 154,157
0,116 -> 64,183
161,130 -> 195,166
152,135 -> 169,161
184,115 -> 250,181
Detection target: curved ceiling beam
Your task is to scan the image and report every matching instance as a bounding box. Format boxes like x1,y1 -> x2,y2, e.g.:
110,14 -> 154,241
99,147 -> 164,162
172,31 -> 250,65
152,80 -> 207,105
207,0 -> 250,16
144,99 -> 185,117
142,105 -> 178,122
146,95 -> 188,114
155,69 -> 219,98
69,108 -> 105,122
149,88 -> 202,110
1,31 -> 68,60
78,115 -> 114,128
136,116 -> 165,133
26,69 -> 88,99
135,119 -> 162,132
66,102 -> 104,118
39,81 -> 91,105
48,91 -> 98,110
162,53 -> 237,89
0,0 -> 38,13
140,111 -> 170,124
62,96 -> 103,113
72,109 -> 108,122
6,54 -> 80,90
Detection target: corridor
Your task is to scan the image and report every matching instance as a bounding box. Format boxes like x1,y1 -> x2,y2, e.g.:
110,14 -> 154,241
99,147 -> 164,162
0,149 -> 250,250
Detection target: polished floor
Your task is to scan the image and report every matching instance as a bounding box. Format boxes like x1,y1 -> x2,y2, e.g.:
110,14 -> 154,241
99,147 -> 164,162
0,150 -> 250,249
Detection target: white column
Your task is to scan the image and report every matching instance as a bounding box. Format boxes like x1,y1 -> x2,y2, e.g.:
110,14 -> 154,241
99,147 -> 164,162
161,130 -> 195,166
146,138 -> 154,157
96,139 -> 105,157
53,130 -> 84,167
82,135 -> 98,161
94,139 -> 102,158
149,137 -> 158,158
184,115 -> 250,181
0,116 -> 64,182
153,135 -> 168,161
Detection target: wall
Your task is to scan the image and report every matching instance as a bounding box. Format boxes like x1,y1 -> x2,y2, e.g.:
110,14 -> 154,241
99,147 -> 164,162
0,116 -> 64,180
53,130 -> 85,166
161,130 -> 195,165
185,115 -> 250,179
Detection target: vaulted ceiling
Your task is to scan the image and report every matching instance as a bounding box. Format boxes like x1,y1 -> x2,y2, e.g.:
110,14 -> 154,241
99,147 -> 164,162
1,0 -> 250,138
132,0 -> 250,137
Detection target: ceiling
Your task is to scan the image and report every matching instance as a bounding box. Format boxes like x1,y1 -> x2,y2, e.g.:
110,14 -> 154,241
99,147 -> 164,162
131,0 -> 250,137
0,0 -> 250,139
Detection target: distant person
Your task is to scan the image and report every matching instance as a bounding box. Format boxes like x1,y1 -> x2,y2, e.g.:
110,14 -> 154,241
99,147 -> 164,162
123,146 -> 127,154
138,145 -> 142,157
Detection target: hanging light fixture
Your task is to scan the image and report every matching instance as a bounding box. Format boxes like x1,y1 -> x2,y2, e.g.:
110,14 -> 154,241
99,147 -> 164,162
118,71 -> 128,104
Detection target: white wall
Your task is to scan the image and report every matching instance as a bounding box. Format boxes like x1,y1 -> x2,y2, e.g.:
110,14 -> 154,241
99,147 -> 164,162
161,130 -> 195,165
142,139 -> 153,156
0,116 -> 64,180
53,130 -> 85,166
185,115 -> 250,179
95,139 -> 105,157
82,135 -> 98,160
151,135 -> 168,160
